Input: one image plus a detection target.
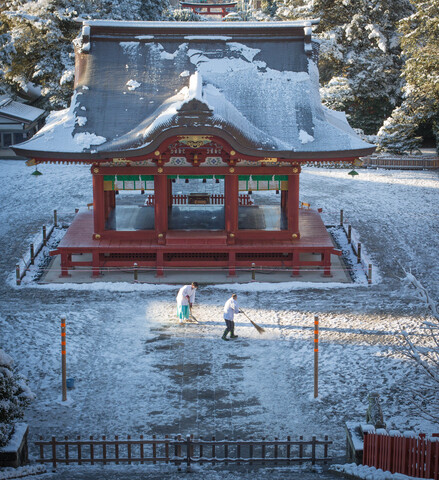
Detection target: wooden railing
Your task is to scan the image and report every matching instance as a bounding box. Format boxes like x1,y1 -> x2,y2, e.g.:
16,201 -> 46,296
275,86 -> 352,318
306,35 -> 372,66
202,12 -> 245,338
144,194 -> 253,206
362,155 -> 439,170
363,432 -> 439,479
35,434 -> 332,469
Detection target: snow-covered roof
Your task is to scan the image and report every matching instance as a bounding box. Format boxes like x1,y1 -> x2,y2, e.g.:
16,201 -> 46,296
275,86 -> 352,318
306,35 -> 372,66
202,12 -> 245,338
0,96 -> 45,124
13,21 -> 375,160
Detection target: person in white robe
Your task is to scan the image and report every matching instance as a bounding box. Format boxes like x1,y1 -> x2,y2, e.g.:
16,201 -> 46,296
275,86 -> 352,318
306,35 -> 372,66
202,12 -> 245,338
222,293 -> 240,341
176,282 -> 198,323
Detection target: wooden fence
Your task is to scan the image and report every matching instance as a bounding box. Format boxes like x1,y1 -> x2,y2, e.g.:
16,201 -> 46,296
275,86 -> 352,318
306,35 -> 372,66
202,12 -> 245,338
35,434 -> 332,470
145,194 -> 253,207
362,155 -> 439,170
339,210 -> 373,284
363,432 -> 439,479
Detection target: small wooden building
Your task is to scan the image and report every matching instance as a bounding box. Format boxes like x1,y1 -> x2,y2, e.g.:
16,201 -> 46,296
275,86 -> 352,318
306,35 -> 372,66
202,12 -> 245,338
13,21 -> 375,278
0,96 -> 46,159
180,1 -> 237,18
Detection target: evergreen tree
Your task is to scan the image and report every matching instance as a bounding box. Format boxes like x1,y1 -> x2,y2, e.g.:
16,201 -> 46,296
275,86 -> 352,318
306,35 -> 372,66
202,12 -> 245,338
0,0 -> 169,109
0,349 -> 34,447
314,0 -> 413,134
276,0 -> 413,135
378,0 -> 439,153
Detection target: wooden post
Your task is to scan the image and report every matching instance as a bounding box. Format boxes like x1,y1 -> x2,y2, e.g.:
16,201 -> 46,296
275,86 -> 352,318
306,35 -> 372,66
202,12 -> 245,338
30,243 -> 35,265
51,436 -> 57,469
368,264 -> 372,284
133,263 -> 138,283
348,224 -> 352,243
357,243 -> 362,263
225,172 -> 238,241
64,436 -> 69,465
102,435 -> 107,465
251,262 -> 256,281
324,435 -> 329,464
186,435 -> 191,472
16,264 -> 21,286
311,435 -> 317,465
42,225 -> 47,246
314,315 -> 319,398
61,317 -> 67,402
54,209 -> 58,227
340,209 -> 344,225
287,172 -> 300,237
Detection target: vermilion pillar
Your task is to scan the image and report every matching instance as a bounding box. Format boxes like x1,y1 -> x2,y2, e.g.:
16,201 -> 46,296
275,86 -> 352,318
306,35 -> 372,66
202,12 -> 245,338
154,173 -> 168,243
287,169 -> 300,238
225,172 -> 239,244
92,171 -> 105,235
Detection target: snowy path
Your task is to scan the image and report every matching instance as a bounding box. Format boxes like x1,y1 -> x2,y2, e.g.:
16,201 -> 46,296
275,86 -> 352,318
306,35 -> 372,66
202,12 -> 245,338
0,161 -> 439,471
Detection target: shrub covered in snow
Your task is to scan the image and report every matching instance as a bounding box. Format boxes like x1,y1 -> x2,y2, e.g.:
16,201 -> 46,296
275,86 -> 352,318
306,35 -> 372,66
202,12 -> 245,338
0,349 -> 35,447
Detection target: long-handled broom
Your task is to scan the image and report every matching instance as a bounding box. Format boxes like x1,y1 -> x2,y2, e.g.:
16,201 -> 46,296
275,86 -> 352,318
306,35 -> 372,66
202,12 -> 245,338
240,309 -> 265,334
189,305 -> 199,324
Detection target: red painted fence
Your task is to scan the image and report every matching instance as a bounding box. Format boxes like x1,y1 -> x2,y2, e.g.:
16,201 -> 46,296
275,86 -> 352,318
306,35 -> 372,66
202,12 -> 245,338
363,433 -> 439,479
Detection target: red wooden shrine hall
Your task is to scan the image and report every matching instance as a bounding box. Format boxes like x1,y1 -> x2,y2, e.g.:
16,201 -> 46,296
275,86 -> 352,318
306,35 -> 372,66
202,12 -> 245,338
13,21 -> 376,278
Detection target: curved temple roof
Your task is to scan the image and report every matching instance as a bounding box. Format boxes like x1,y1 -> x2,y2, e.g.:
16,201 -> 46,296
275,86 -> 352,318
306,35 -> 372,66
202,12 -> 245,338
13,20 -> 375,161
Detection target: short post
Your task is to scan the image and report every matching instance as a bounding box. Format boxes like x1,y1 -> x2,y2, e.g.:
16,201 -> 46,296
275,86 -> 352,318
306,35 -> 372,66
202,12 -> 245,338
16,264 -> 21,286
311,435 -> 317,465
314,315 -> 319,398
368,264 -> 372,284
53,209 -> 58,227
30,243 -> 35,265
186,434 -> 191,472
251,262 -> 256,281
357,243 -> 362,264
42,225 -> 47,246
340,209 -> 344,225
133,263 -> 138,283
348,225 -> 352,243
61,317 -> 67,402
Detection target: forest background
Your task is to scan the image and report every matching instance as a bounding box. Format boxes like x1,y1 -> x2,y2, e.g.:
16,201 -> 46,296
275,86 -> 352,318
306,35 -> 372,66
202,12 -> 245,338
0,0 -> 438,154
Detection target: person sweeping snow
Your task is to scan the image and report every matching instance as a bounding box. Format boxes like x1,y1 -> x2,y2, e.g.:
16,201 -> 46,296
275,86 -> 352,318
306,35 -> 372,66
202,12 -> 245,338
222,294 -> 240,341
176,282 -> 198,324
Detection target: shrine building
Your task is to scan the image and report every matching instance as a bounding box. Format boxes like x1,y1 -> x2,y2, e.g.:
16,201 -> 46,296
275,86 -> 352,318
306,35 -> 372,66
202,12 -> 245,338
179,1 -> 237,19
13,21 -> 375,278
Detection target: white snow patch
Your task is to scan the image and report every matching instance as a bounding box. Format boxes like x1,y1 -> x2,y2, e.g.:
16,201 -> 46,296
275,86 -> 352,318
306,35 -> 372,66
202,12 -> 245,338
76,116 -> 87,127
184,35 -> 232,41
299,129 -> 314,144
126,79 -> 141,91
73,132 -> 106,149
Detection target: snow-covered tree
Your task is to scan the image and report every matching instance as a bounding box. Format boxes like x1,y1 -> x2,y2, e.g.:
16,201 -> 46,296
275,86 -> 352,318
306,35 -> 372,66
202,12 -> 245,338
0,0 -> 169,109
166,8 -> 204,21
400,270 -> 439,424
0,349 -> 35,447
377,0 -> 439,153
276,0 -> 413,134
315,0 -> 413,134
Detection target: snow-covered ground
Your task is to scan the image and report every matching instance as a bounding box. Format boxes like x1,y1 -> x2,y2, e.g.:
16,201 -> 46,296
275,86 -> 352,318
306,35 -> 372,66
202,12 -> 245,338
0,160 -> 438,478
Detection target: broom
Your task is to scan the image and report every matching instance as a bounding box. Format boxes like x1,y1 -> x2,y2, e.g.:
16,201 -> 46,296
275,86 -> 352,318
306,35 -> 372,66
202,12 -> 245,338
240,309 -> 265,334
189,305 -> 199,324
